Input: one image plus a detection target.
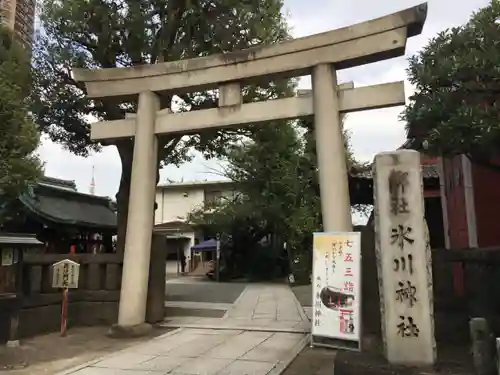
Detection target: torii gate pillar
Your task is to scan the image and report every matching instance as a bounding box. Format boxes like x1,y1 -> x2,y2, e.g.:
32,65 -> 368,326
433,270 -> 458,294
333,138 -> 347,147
313,64 -> 352,232
115,91 -> 159,330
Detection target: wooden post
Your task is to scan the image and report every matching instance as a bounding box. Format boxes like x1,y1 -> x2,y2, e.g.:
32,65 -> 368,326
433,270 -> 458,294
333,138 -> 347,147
470,317 -> 496,375
61,254 -> 71,337
60,287 -> 69,336
7,248 -> 23,347
52,259 -> 80,337
216,234 -> 220,283
7,313 -> 20,347
496,338 -> 500,375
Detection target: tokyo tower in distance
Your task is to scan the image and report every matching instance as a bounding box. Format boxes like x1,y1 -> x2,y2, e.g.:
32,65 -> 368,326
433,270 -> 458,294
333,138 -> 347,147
89,165 -> 96,195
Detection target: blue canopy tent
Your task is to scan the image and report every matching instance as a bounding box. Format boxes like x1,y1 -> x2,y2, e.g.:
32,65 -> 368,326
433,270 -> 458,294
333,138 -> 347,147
190,239 -> 219,279
191,239 -> 217,251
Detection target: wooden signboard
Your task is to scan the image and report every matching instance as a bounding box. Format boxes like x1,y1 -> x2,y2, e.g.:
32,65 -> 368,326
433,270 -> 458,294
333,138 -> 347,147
52,259 -> 80,289
52,259 -> 80,336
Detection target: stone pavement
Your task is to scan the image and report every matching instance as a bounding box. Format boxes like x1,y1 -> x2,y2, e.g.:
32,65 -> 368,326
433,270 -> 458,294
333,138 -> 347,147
162,284 -> 310,333
57,283 -> 310,375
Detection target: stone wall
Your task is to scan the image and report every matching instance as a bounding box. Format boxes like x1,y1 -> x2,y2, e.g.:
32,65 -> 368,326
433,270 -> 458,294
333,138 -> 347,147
19,295 -> 119,338
18,253 -> 123,338
16,234 -> 166,339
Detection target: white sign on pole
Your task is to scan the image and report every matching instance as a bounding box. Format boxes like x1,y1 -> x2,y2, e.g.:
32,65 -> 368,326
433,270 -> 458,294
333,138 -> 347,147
52,259 -> 80,289
311,232 -> 362,351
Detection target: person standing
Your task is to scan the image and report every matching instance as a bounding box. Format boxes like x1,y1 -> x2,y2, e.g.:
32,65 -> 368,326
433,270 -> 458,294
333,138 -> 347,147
180,252 -> 186,274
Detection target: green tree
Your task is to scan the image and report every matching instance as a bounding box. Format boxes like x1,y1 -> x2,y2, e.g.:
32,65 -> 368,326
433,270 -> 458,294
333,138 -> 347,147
0,27 -> 42,208
189,115 -> 365,279
190,120 -> 315,279
403,0 -> 500,165
31,0 -> 291,252
227,122 -> 318,249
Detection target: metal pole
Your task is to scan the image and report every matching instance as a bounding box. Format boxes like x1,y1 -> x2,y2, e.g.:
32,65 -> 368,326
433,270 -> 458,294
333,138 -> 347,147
216,234 -> 220,283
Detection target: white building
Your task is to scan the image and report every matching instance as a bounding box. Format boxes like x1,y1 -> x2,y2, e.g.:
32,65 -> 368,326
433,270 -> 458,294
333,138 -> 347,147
153,180 -> 236,273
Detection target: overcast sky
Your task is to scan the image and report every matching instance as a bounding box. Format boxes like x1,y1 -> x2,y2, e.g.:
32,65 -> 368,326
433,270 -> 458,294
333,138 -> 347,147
37,0 -> 490,198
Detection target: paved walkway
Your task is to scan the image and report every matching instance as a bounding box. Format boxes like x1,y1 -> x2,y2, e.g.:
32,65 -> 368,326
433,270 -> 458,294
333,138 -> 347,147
58,284 -> 310,375
162,284 -> 310,333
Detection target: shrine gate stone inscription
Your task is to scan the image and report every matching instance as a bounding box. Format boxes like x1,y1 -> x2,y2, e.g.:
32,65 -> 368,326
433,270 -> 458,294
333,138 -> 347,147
373,150 -> 436,365
73,4 -> 428,332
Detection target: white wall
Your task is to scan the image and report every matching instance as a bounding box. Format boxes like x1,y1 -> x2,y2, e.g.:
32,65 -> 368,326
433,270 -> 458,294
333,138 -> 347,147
155,183 -> 236,225
155,183 -> 235,273
155,188 -> 205,224
165,231 -> 195,273
175,231 -> 195,272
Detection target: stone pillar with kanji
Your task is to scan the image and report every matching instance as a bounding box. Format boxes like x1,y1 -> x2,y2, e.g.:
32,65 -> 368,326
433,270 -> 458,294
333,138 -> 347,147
373,150 -> 436,365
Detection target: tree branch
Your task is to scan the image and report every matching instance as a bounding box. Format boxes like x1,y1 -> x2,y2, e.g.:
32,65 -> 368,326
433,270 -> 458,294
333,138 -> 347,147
151,0 -> 187,63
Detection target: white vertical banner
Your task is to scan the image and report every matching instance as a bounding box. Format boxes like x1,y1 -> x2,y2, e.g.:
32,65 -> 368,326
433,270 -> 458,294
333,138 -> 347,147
311,232 -> 362,350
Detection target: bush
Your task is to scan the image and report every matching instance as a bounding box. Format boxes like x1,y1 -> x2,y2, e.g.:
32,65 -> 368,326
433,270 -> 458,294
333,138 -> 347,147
246,244 -> 286,281
288,248 -> 312,285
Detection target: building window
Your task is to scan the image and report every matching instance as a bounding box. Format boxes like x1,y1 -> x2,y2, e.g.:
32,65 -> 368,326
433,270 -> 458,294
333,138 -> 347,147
205,190 -> 222,206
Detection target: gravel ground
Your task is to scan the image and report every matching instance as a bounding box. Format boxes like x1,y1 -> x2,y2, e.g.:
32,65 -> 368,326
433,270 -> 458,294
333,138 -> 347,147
289,283 -> 473,375
285,284 -> 337,375
0,325 -> 172,375
0,280 -> 245,374
282,344 -> 473,375
281,346 -> 336,375
334,345 -> 474,375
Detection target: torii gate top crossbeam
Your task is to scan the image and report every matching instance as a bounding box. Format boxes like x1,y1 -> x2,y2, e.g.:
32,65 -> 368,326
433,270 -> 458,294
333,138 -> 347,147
72,3 -> 427,100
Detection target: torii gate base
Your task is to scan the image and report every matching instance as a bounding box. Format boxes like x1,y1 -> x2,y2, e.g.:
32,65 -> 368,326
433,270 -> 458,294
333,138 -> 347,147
73,3 -> 428,335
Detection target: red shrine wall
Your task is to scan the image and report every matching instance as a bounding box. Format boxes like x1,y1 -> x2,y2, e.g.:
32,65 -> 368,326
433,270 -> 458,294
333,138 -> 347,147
472,159 -> 500,247
441,156 -> 470,249
441,154 -> 500,249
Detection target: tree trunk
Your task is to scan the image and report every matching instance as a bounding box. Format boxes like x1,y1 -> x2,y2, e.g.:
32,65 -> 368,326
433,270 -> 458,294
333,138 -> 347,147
114,139 -> 162,255
115,140 -> 134,255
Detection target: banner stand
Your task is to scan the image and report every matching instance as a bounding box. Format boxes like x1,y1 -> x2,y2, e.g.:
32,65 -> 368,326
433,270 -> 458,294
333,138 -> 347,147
310,232 -> 362,352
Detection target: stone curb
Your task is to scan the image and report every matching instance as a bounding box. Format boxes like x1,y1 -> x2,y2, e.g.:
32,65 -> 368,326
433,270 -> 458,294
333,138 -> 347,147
289,286 -> 311,323
164,301 -> 233,310
159,322 -> 310,334
222,284 -> 250,319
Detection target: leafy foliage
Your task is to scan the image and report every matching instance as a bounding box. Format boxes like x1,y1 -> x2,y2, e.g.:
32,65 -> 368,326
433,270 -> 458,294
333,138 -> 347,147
0,27 -> 42,206
31,0 -> 291,251
189,115 -> 363,279
32,0 -> 290,157
403,0 -> 500,161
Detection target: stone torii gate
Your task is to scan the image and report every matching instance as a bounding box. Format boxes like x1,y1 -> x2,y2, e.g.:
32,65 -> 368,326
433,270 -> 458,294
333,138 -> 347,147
73,3 -> 427,333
